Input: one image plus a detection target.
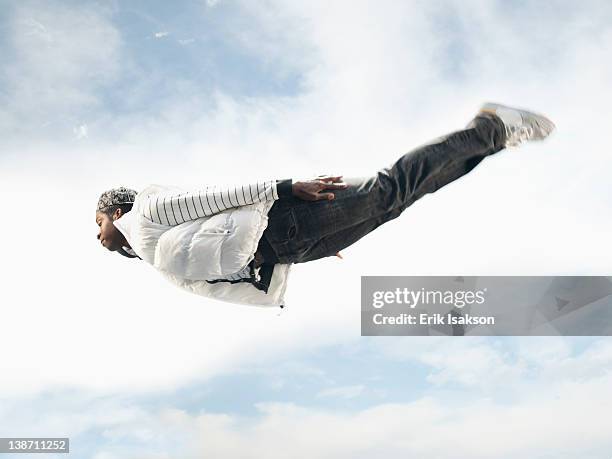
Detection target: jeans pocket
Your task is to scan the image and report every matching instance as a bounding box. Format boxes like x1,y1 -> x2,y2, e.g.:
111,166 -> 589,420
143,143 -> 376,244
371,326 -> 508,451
287,221 -> 297,240
266,207 -> 298,244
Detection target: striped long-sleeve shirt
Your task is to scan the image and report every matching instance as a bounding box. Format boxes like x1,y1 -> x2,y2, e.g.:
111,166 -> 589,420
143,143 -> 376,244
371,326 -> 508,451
141,178 -> 293,226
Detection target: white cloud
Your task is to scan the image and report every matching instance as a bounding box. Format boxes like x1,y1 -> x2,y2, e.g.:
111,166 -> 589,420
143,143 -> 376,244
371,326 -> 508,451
0,1 -> 121,139
3,340 -> 612,458
154,31 -> 169,38
180,377 -> 612,458
370,337 -> 528,391
74,123 -> 88,138
316,384 -> 365,399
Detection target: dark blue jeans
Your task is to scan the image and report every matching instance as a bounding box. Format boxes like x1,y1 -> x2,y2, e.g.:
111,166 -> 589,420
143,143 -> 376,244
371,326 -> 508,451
260,113 -> 506,264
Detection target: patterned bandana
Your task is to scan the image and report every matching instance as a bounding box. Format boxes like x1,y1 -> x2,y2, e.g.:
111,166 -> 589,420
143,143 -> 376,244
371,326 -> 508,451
96,186 -> 138,212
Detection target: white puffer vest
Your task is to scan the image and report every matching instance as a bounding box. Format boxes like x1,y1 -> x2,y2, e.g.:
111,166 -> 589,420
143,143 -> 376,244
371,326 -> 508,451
115,184 -> 292,308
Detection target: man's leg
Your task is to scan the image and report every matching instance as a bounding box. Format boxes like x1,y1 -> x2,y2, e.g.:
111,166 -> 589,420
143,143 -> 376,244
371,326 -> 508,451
263,113 -> 507,264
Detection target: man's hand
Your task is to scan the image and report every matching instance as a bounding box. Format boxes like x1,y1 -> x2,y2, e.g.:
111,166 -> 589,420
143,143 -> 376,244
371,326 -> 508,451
292,175 -> 348,201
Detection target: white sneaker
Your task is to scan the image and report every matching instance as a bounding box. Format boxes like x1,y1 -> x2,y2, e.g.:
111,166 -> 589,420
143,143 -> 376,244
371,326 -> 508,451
479,102 -> 556,147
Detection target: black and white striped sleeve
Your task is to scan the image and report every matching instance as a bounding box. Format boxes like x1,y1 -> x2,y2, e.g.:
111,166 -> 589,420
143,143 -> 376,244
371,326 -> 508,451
142,179 -> 293,226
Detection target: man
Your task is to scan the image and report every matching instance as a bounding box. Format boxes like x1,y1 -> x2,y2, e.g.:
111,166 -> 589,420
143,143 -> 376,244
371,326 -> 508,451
95,102 -> 555,309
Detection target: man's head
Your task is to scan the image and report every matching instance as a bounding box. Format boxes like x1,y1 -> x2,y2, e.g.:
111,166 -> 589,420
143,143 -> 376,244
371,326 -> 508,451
95,186 -> 137,252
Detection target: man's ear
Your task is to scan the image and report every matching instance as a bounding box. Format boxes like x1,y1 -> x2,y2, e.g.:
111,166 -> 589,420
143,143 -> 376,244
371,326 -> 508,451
112,207 -> 123,220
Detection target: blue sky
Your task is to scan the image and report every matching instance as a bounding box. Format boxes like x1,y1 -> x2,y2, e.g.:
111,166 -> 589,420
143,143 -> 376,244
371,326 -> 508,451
1,0 -> 612,458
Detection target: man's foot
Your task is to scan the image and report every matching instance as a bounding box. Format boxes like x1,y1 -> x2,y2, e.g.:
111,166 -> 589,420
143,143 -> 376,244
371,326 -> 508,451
479,102 -> 556,147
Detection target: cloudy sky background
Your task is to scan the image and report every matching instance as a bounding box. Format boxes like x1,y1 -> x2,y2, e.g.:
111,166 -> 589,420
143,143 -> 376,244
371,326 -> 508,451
1,0 -> 611,457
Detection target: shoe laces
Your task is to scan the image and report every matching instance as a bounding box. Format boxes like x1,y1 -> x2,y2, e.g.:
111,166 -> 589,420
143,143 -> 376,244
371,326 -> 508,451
505,124 -> 534,147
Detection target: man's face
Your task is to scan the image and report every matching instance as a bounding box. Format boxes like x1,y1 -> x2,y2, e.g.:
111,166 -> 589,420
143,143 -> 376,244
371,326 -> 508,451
95,209 -> 124,252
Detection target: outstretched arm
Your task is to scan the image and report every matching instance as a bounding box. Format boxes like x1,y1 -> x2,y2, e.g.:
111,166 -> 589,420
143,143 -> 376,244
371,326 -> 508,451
140,175 -> 347,226
142,179 -> 293,226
